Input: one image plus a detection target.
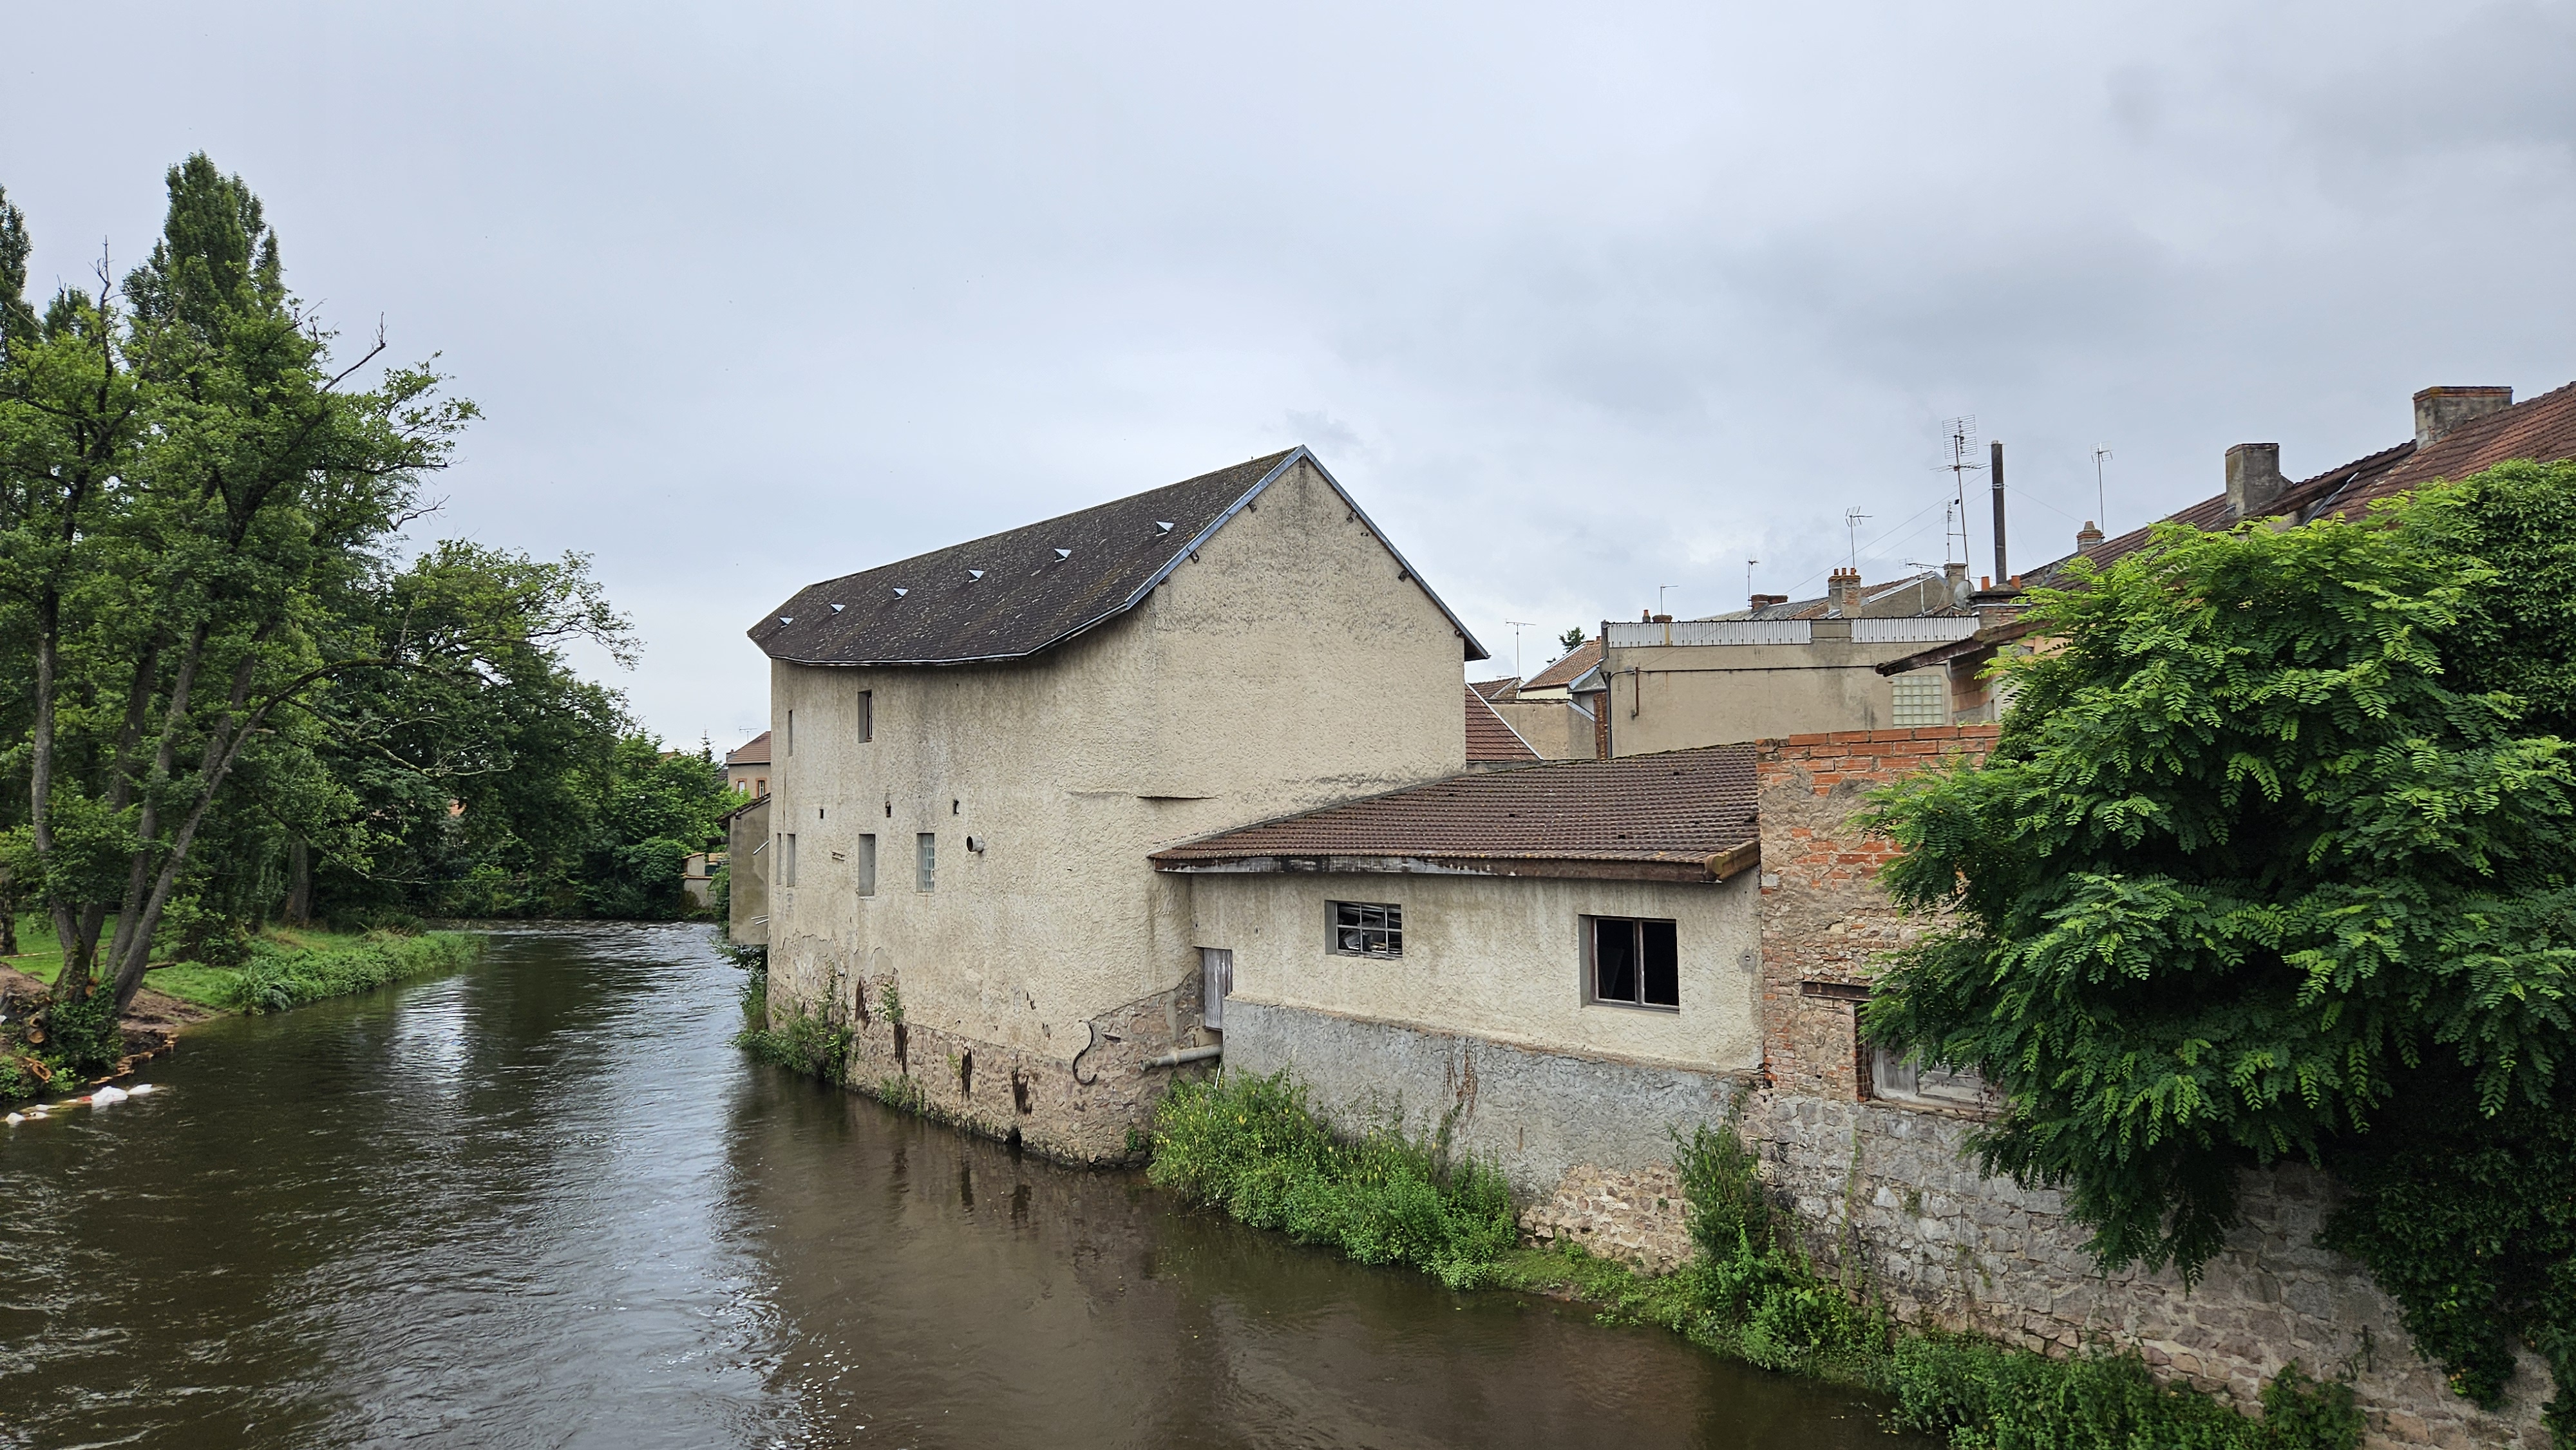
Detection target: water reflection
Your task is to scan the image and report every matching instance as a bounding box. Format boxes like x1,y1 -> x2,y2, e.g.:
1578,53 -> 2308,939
0,925 -> 1918,1450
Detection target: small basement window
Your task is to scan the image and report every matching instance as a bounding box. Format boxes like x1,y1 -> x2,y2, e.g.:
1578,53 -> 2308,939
1587,916 -> 1678,1008
1891,670 -> 1947,728
1329,901 -> 1402,957
1871,1046 -> 1994,1111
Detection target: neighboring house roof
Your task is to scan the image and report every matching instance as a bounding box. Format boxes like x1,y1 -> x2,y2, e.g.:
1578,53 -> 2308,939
1712,571 -> 1972,623
1464,686 -> 1541,764
1149,746 -> 1759,883
2023,381 -> 2576,588
748,447 -> 1487,667
1522,639 -> 1602,692
726,730 -> 772,766
1469,676 -> 1521,702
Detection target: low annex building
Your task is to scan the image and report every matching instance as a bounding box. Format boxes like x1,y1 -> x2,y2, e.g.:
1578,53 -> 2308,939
745,447 -> 1484,1161
1153,746 -> 1765,1267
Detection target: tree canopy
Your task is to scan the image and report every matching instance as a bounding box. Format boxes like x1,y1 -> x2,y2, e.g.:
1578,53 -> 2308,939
1,158 -> 731,1013
1864,464 -> 2576,1436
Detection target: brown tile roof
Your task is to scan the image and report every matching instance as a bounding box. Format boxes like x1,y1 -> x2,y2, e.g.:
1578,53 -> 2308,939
726,730 -> 772,766
748,448 -> 1487,666
1150,746 -> 1759,883
1468,676 -> 1520,702
1522,638 -> 1602,690
2328,379 -> 2576,514
1465,686 -> 1540,763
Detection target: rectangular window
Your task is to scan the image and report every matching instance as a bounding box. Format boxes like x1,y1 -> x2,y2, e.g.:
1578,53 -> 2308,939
1891,671 -> 1947,728
857,690 -> 873,743
1871,1046 -> 1994,1111
780,833 -> 798,887
916,833 -> 936,892
1328,901 -> 1402,957
785,710 -> 794,755
855,834 -> 876,896
1587,917 -> 1678,1008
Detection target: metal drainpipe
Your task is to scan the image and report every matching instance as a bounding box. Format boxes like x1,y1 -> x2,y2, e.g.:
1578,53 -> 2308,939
1145,1044 -> 1223,1069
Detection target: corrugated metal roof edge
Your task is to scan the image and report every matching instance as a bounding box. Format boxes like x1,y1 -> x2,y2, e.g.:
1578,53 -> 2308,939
759,447 -> 1490,667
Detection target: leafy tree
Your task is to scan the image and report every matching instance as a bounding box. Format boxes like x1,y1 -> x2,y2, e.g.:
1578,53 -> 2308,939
1862,470 -> 2576,1435
1558,625 -> 1587,652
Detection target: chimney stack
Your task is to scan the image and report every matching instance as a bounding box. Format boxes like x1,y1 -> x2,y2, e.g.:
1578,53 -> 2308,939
1989,440 -> 2008,583
2414,386 -> 2513,446
2226,442 -> 2285,521
1749,592 -> 1788,610
1828,566 -> 1862,615
2076,520 -> 2105,551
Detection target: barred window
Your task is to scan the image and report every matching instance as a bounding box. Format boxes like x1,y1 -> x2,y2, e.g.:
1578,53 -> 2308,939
1891,670 -> 1947,727
1329,901 -> 1402,957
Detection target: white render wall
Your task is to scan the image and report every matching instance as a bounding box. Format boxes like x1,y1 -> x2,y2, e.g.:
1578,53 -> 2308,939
758,459 -> 1471,1157
1183,869 -> 1763,1075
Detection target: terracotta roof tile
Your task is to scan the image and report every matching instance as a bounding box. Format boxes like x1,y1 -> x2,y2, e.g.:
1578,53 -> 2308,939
1522,638 -> 1602,690
2329,379 -> 2576,514
1468,676 -> 1521,702
1465,686 -> 1540,762
726,730 -> 772,766
1151,746 -> 1757,871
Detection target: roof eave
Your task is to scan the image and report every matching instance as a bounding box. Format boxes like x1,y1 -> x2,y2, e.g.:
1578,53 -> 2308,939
1150,842 -> 1757,885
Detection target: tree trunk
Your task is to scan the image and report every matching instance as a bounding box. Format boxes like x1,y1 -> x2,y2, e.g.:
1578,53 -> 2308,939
285,838 -> 310,927
0,866 -> 17,957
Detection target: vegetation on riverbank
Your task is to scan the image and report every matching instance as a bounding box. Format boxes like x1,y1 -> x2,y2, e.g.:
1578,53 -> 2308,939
3,914 -> 480,1101
1150,1071 -> 2362,1450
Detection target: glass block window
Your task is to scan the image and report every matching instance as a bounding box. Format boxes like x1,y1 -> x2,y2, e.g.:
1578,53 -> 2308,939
1891,670 -> 1947,727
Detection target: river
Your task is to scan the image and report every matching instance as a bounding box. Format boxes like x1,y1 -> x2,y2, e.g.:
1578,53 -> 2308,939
0,924 -> 1919,1449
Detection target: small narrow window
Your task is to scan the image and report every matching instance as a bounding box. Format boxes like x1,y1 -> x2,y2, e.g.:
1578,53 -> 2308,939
1328,901 -> 1402,957
786,710 -> 795,755
856,834 -> 877,896
755,777 -> 766,796
916,833 -> 936,892
780,833 -> 798,887
858,690 -> 873,743
1587,917 -> 1678,1008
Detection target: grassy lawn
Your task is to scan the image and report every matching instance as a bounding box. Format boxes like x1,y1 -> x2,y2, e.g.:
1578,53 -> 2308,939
5,915 -> 384,1010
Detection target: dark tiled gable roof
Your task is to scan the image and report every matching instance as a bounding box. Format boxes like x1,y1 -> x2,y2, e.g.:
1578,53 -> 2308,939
749,448 -> 1486,666
1464,686 -> 1540,763
1522,638 -> 1602,691
726,730 -> 771,766
1150,746 -> 1759,882
1468,676 -> 1520,702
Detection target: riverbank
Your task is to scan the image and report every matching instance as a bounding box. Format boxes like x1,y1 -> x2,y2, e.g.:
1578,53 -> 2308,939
1143,1070 -> 2364,1450
1,916 -> 482,1103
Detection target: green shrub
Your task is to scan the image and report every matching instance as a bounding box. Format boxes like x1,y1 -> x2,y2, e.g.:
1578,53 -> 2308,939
735,1001 -> 852,1086
1150,1071 -> 1516,1289
223,931 -> 480,1013
1888,1333 -> 2358,1450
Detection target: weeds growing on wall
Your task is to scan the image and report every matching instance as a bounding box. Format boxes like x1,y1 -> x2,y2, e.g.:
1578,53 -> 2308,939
728,950 -> 856,1088
1148,1071 -> 1517,1289
223,932 -> 483,1014
1154,1074 -> 2360,1449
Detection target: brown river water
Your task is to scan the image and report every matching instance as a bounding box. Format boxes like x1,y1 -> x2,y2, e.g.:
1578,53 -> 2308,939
0,924 -> 1922,1449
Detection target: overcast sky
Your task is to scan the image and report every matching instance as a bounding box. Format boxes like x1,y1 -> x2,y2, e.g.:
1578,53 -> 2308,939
8,2 -> 2573,745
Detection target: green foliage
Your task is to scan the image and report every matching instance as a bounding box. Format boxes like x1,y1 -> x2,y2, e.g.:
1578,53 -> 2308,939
729,952 -> 853,1088
1887,1336 -> 2357,1450
1863,466 -> 2576,1433
1148,1071 -> 1518,1289
1557,625 -> 1588,653
1676,1119 -> 1776,1260
222,930 -> 480,1013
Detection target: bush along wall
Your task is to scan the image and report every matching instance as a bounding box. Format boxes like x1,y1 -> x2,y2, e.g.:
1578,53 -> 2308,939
1148,1071 -> 2363,1450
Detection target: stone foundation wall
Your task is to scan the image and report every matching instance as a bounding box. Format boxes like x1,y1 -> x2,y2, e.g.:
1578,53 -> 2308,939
764,948 -> 1214,1165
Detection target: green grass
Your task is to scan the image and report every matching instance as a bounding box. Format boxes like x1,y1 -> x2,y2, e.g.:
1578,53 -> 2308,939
4,915 -> 476,1012
1149,1071 -> 2363,1450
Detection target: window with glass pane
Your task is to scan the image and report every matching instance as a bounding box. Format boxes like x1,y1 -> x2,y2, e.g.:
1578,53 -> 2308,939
1587,916 -> 1678,1008
1328,901 -> 1402,957
916,833 -> 936,892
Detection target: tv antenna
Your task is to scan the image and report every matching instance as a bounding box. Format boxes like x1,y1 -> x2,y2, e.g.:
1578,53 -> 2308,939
2092,446 -> 2113,525
1746,558 -> 1759,602
1502,620 -> 1535,680
1937,416 -> 1984,565
1842,509 -> 1871,572
1656,585 -> 1680,617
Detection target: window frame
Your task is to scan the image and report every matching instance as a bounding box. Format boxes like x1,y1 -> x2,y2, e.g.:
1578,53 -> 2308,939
915,832 -> 936,892
1890,670 -> 1948,728
857,690 -> 873,744
1582,915 -> 1680,1011
1326,900 -> 1403,958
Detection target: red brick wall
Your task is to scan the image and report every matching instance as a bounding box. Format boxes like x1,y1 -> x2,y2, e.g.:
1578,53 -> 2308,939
1753,727 -> 1998,1100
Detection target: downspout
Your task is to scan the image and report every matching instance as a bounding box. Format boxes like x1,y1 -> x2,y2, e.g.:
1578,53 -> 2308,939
1145,1044 -> 1222,1069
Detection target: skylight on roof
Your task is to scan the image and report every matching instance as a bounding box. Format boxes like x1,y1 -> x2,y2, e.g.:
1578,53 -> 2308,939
893,587 -> 908,598
968,569 -> 985,580
1054,548 -> 1072,560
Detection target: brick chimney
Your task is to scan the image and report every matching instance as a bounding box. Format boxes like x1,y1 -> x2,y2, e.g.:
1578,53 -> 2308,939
2226,443 -> 2284,522
2076,520 -> 2105,551
2414,386 -> 2513,446
1828,567 -> 1862,615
